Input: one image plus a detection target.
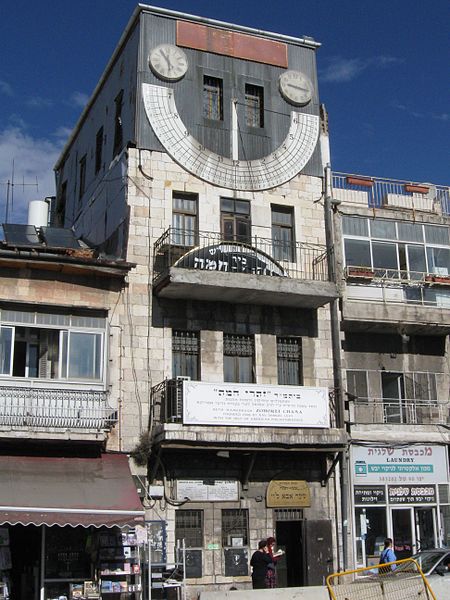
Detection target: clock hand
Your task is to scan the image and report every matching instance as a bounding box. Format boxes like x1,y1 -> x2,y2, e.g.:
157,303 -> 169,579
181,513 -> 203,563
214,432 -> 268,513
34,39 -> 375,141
160,49 -> 173,70
286,83 -> 308,92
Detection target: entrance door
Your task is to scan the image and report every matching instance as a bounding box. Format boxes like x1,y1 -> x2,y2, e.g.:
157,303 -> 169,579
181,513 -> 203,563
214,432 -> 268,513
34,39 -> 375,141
391,508 -> 414,559
381,372 -> 404,423
416,507 -> 436,551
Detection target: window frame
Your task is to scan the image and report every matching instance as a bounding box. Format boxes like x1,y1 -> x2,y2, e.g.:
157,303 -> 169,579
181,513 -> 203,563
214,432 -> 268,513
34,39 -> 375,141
113,90 -> 124,158
223,333 -> 255,383
95,126 -> 104,175
203,76 -> 223,121
172,330 -> 200,381
220,198 -> 251,244
78,154 -> 87,200
245,83 -> 264,128
221,508 -> 249,548
277,336 -> 303,385
172,192 -> 198,247
271,205 -> 295,262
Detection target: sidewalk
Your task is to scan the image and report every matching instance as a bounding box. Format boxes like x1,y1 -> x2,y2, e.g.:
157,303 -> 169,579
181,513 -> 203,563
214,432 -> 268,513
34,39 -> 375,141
200,587 -> 329,600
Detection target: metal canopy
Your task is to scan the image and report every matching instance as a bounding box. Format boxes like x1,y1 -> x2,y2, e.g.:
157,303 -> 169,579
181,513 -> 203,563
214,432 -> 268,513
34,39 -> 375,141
0,454 -> 144,528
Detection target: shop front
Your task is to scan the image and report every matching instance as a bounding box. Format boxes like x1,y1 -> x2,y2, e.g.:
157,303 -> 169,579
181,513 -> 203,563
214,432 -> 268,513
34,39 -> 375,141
0,454 -> 145,600
350,444 -> 450,569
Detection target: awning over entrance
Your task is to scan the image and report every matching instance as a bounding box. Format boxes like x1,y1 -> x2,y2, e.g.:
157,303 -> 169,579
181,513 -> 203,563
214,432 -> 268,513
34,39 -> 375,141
0,453 -> 145,528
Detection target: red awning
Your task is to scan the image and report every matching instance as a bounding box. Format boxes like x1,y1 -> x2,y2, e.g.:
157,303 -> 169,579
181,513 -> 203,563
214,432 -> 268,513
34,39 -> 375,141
0,454 -> 145,528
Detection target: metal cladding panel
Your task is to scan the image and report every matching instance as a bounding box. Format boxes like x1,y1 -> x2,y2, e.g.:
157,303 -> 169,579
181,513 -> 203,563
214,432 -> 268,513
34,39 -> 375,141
137,12 -> 323,178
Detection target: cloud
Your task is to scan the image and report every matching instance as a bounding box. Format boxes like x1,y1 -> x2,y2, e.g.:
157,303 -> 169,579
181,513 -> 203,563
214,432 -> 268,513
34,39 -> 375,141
25,96 -> 54,109
0,127 -> 65,224
69,91 -> 89,108
0,80 -> 13,96
392,101 -> 450,123
321,55 -> 403,83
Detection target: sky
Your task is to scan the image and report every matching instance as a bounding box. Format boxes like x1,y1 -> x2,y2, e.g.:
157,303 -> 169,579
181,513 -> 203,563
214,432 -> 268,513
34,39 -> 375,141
0,0 -> 449,223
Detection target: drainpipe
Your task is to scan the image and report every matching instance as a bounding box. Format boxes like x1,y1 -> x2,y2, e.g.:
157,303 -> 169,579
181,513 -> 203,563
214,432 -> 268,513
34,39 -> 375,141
321,105 -> 349,570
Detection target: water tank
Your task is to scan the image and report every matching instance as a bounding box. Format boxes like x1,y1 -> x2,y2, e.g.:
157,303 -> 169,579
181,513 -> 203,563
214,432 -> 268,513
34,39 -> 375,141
27,200 -> 49,228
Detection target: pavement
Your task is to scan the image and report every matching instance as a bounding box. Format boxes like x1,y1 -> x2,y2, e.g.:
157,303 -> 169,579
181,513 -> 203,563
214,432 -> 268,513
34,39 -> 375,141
200,586 -> 329,600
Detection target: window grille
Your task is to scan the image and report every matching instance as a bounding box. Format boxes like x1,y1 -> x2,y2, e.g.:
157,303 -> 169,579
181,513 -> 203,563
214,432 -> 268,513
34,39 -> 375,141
245,84 -> 264,128
175,510 -> 203,548
172,330 -> 199,380
277,337 -> 302,385
274,509 -> 303,521
203,76 -> 223,120
221,509 -> 249,546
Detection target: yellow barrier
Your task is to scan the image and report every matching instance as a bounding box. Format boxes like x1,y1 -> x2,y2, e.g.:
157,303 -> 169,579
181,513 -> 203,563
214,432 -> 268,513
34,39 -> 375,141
326,558 -> 436,600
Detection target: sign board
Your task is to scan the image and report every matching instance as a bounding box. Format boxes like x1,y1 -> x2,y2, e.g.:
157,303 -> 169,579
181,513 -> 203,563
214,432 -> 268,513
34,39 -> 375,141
183,381 -> 329,428
351,445 -> 448,485
354,486 -> 386,505
388,485 -> 436,504
176,479 -> 239,502
267,480 -> 311,508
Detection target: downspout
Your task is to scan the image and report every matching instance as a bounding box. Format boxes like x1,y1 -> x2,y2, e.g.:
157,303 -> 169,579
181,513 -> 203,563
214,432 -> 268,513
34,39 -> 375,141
321,104 -> 349,570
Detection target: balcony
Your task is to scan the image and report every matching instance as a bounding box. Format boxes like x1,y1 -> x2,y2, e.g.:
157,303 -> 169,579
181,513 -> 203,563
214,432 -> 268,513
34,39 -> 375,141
149,378 -> 347,450
152,228 -> 337,308
343,266 -> 450,334
332,173 -> 450,213
351,399 -> 450,426
0,384 -> 116,441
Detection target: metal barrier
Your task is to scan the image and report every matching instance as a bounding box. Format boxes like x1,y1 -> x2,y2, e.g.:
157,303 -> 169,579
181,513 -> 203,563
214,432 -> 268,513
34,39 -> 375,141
327,558 -> 436,600
352,399 -> 448,426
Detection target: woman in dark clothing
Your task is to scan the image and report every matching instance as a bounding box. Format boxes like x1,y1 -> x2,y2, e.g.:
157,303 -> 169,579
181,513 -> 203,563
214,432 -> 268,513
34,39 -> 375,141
250,540 -> 272,589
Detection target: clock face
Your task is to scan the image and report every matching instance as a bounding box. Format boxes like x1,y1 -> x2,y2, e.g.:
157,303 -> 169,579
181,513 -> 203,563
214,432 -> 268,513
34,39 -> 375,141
142,84 -> 319,192
149,44 -> 188,82
279,70 -> 313,106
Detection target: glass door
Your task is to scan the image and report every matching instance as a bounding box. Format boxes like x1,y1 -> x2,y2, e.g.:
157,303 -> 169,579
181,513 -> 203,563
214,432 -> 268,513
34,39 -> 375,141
391,508 -> 415,559
415,507 -> 437,551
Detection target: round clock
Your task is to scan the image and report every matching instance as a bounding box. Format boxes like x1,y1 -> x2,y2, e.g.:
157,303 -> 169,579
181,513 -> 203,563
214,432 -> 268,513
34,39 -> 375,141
149,44 -> 188,82
142,84 -> 319,191
279,70 -> 313,106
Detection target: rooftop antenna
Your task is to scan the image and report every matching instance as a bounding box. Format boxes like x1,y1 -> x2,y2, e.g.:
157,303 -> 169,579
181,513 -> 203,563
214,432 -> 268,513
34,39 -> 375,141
2,159 -> 39,223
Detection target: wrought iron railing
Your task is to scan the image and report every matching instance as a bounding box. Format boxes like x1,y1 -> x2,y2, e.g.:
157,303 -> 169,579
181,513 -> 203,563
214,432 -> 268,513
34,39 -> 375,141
332,172 -> 450,213
344,266 -> 450,306
153,228 -> 330,282
0,386 -> 116,430
150,378 -> 338,428
352,399 -> 449,425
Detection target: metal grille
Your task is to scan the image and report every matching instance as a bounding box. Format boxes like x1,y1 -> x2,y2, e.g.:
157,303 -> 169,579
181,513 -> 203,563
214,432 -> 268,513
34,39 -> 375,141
175,510 -> 203,548
277,337 -> 302,385
245,84 -> 264,128
203,76 -> 223,120
222,509 -> 249,546
223,334 -> 254,357
439,484 -> 450,504
274,509 -> 304,521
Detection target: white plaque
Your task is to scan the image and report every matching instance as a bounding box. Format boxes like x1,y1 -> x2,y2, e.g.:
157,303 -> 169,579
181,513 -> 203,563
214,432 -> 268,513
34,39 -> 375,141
183,381 -> 329,428
176,480 -> 239,502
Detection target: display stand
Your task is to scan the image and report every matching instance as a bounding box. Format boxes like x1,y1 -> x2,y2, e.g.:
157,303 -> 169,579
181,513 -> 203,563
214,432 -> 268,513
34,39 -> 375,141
98,530 -> 142,599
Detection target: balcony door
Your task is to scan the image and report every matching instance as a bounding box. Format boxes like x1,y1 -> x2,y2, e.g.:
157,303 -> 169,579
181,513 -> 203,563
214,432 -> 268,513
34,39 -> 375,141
220,198 -> 251,244
381,372 -> 404,423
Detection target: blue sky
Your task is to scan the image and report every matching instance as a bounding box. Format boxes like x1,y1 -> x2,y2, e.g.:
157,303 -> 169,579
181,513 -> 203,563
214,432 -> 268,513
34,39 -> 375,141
0,0 -> 448,222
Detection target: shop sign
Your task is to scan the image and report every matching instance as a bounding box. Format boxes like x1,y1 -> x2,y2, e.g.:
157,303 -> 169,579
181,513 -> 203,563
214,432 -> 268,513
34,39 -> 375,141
354,486 -> 386,505
176,479 -> 239,502
183,381 -> 329,428
351,445 -> 448,485
388,485 -> 436,504
266,480 -> 311,508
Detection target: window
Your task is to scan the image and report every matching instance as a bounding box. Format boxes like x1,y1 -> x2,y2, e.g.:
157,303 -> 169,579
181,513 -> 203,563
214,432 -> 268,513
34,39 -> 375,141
78,155 -> 87,200
223,334 -> 254,383
0,309 -> 105,382
344,239 -> 371,267
172,330 -> 199,380
95,126 -> 103,174
220,198 -> 251,243
56,181 -> 67,226
113,90 -> 124,157
245,84 -> 264,128
172,193 -> 198,246
222,509 -> 249,547
203,76 -> 223,120
175,510 -> 203,578
175,510 -> 203,548
272,205 -> 295,261
277,337 -> 302,385
346,370 -> 368,400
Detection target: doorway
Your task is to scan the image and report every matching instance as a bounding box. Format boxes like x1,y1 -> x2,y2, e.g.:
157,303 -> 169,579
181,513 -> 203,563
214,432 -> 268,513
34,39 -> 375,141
381,372 -> 404,423
275,521 -> 303,587
391,507 -> 437,558
9,524 -> 41,600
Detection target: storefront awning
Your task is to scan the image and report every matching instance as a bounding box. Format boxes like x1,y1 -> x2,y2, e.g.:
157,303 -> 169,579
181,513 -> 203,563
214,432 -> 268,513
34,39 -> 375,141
0,453 -> 145,528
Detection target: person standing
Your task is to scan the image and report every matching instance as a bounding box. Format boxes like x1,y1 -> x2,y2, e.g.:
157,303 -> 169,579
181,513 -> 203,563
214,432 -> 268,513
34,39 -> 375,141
379,538 -> 397,573
265,537 -> 284,588
250,540 -> 272,589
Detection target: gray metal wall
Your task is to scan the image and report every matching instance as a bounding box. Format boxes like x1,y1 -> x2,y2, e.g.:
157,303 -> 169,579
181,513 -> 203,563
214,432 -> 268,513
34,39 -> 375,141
136,12 -> 323,176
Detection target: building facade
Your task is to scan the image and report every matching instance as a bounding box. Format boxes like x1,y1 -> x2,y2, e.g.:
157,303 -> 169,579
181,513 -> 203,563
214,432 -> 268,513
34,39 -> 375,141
333,174 -> 450,570
53,5 -> 346,595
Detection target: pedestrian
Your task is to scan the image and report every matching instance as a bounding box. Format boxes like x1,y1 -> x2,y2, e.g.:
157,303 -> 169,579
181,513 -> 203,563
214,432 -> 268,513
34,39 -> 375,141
379,538 -> 397,573
265,536 -> 284,588
250,540 -> 272,589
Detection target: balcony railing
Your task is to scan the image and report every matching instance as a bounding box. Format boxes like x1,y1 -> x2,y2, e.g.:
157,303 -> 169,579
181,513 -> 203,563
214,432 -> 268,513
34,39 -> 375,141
0,386 -> 116,430
151,378 -> 338,429
153,228 -> 329,282
333,172 -> 450,214
352,399 -> 449,426
344,266 -> 450,307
